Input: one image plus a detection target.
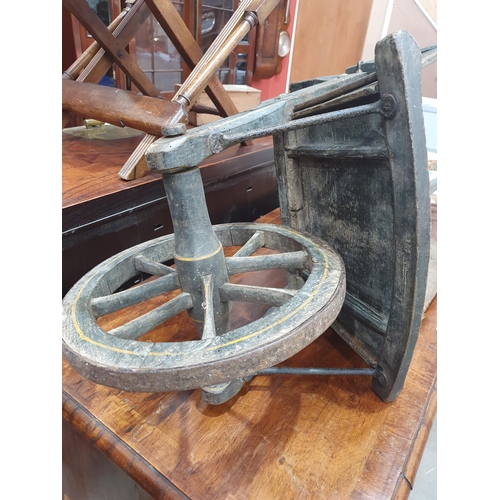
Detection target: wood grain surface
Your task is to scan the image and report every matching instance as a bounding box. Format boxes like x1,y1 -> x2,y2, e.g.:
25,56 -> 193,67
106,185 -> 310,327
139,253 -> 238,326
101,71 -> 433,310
62,208 -> 437,500
290,0 -> 374,83
62,133 -> 273,209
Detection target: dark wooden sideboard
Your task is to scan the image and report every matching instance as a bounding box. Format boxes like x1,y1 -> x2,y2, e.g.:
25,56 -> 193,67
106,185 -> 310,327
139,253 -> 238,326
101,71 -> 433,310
62,132 -> 278,295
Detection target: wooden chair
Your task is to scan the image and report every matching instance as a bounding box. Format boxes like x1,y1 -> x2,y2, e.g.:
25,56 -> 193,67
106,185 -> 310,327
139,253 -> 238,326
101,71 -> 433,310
62,0 -> 279,179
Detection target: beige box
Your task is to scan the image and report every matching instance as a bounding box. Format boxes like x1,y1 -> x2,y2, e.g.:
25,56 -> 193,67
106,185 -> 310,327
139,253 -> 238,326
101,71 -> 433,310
184,84 -> 261,126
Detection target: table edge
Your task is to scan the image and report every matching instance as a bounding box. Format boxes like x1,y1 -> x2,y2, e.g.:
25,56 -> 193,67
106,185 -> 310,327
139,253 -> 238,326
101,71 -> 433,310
62,391 -> 190,500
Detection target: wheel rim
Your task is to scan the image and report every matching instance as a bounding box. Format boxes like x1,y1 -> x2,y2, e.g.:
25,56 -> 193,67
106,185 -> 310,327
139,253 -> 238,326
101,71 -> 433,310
62,223 -> 346,392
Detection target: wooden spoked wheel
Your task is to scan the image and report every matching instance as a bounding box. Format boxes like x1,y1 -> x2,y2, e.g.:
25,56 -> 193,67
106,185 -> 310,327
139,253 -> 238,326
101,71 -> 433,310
62,223 -> 346,393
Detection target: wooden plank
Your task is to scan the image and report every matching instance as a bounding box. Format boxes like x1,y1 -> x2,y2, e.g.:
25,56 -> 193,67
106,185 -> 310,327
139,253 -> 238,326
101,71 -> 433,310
61,134 -> 274,210
62,80 -> 184,136
61,128 -> 270,203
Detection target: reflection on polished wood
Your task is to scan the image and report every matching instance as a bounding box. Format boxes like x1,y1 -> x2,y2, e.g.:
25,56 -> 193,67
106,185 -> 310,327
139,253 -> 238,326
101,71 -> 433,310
62,208 -> 437,500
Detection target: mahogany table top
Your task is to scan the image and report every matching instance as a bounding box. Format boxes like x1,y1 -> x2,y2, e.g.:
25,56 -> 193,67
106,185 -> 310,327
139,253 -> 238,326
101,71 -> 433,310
62,208 -> 437,500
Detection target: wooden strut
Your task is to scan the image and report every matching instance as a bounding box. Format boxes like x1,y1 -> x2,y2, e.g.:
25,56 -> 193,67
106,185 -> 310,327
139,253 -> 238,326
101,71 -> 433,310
72,0 -> 151,85
62,2 -> 130,81
63,0 -> 162,97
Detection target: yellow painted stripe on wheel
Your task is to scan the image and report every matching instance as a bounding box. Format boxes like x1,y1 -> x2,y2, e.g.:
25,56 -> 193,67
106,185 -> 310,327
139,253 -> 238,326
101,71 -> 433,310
69,232 -> 334,360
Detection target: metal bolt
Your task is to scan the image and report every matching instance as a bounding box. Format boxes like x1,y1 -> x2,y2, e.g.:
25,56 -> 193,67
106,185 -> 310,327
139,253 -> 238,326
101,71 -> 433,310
374,368 -> 389,387
380,94 -> 397,119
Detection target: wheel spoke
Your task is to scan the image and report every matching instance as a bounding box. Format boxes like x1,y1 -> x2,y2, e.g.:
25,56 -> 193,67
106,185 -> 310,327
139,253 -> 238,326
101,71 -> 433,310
200,274 -> 217,340
135,254 -> 176,276
91,272 -> 180,317
219,283 -> 297,307
108,292 -> 193,340
233,231 -> 264,257
226,250 -> 309,275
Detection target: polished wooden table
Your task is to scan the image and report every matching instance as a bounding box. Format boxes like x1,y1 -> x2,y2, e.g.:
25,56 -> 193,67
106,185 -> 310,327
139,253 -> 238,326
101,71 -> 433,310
62,207 -> 437,500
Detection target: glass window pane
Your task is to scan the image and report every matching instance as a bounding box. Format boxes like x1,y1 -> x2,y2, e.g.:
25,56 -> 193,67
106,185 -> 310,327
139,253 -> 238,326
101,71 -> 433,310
200,1 -> 234,53
154,71 -> 183,91
134,13 -> 184,91
217,55 -> 230,84
217,69 -> 230,84
235,53 -> 247,85
153,35 -> 182,72
135,17 -> 154,72
86,0 -> 110,25
128,1 -> 249,92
